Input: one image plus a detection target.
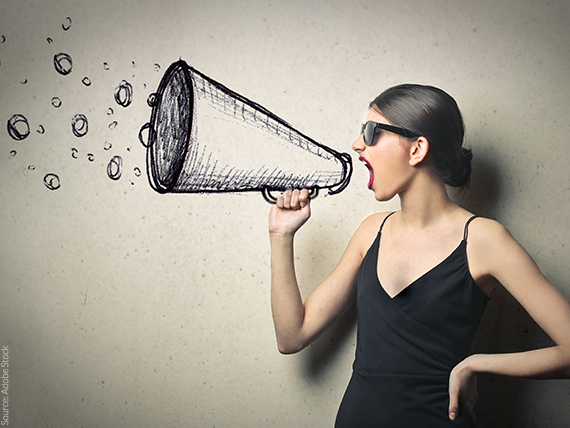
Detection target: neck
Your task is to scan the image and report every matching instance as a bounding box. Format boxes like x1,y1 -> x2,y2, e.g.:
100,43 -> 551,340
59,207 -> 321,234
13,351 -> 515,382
397,175 -> 456,229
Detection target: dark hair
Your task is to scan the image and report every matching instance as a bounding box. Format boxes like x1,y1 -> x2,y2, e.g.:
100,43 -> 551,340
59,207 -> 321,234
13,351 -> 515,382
370,84 -> 472,188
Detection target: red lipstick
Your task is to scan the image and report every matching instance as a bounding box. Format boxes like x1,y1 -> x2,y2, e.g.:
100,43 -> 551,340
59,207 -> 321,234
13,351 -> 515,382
359,156 -> 374,189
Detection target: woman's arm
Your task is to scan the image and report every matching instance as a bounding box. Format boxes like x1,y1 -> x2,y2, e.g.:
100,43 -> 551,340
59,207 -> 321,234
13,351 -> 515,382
269,189 -> 381,354
449,219 -> 570,419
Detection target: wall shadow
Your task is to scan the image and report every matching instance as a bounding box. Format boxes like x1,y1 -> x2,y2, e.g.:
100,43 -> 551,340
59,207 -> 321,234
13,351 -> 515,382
471,285 -> 556,427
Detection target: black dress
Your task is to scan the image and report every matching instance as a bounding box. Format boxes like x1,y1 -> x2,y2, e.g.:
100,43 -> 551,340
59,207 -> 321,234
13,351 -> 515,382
335,213 -> 488,427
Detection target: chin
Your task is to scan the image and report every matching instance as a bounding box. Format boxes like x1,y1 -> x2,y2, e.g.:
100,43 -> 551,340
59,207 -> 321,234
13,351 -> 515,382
372,188 -> 396,202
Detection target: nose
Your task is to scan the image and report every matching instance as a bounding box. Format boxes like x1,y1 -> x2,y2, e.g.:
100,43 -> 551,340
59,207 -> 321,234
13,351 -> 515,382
352,133 -> 365,153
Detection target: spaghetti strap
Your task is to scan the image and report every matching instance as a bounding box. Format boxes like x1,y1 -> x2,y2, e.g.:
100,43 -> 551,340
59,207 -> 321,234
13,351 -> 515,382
379,212 -> 396,233
463,215 -> 479,241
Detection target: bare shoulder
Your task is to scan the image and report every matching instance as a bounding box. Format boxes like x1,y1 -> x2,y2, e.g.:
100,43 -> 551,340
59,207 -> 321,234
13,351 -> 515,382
467,217 -> 515,247
350,212 -> 394,258
465,217 -> 518,293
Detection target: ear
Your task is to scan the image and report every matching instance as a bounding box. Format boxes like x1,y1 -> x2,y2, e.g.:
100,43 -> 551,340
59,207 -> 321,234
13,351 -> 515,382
408,136 -> 429,166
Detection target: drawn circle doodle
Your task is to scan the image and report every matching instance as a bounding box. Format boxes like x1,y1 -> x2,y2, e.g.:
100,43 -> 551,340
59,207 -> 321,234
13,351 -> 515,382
28,165 -> 35,171
53,53 -> 73,75
7,114 -> 31,141
134,167 -> 141,177
138,122 -> 153,148
107,155 -> 123,181
47,37 -> 53,44
51,97 -> 62,108
71,114 -> 88,137
82,77 -> 91,86
8,150 -> 17,159
114,80 -> 133,107
103,141 -> 112,151
131,61 -> 136,68
20,79 -> 28,85
108,121 -> 118,130
87,153 -> 94,162
71,148 -> 78,159
107,108 -> 114,116
36,125 -> 45,134
147,93 -> 158,107
103,62 -> 110,70
1,35 -> 5,44
154,63 -> 161,72
62,17 -> 72,31
44,173 -> 61,190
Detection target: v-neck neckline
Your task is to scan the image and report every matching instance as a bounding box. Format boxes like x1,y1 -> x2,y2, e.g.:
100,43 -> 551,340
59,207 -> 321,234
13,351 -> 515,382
375,238 -> 466,300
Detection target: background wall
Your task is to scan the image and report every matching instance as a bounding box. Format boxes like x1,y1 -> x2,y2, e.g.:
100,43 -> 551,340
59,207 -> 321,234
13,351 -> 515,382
1,0 -> 569,426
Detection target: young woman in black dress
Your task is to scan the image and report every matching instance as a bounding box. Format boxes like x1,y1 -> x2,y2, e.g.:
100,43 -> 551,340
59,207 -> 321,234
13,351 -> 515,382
268,84 -> 570,426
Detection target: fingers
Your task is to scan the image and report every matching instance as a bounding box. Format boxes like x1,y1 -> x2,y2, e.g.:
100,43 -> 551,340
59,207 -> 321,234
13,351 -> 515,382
276,189 -> 311,210
448,391 -> 459,421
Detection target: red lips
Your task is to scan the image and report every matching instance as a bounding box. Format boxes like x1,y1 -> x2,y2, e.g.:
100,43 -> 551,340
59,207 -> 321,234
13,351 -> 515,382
359,156 -> 374,189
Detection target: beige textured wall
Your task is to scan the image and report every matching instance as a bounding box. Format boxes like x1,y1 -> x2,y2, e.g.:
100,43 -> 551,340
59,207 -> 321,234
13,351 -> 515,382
1,0 -> 569,426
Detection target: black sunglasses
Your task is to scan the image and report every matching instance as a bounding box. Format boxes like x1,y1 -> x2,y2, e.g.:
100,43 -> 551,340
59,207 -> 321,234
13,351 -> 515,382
360,121 -> 420,146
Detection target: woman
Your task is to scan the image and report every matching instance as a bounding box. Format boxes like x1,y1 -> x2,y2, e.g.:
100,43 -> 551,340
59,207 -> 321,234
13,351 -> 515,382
268,84 -> 570,427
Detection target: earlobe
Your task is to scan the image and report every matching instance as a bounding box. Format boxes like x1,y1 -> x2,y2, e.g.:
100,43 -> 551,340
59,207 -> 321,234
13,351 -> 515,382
409,137 -> 429,166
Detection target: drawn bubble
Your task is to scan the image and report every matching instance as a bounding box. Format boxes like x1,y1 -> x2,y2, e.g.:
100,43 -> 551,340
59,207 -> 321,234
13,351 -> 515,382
62,17 -> 72,31
71,114 -> 88,137
108,121 -> 118,130
134,167 -> 141,177
28,165 -> 35,170
147,93 -> 157,107
8,150 -> 16,159
47,37 -> 53,44
107,108 -> 114,115
44,173 -> 61,190
7,114 -> 30,141
114,80 -> 133,107
154,63 -> 160,72
36,125 -> 45,134
87,153 -> 94,162
82,77 -> 91,86
107,155 -> 123,181
103,141 -> 112,150
51,97 -> 62,108
138,122 -> 152,148
103,62 -> 110,70
71,148 -> 78,159
54,53 -> 73,76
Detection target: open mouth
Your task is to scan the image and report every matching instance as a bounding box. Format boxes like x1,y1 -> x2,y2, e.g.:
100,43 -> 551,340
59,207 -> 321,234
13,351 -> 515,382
359,156 -> 374,189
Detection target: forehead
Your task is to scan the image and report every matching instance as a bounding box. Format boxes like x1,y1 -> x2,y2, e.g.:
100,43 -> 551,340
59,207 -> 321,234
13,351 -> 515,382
365,108 -> 392,125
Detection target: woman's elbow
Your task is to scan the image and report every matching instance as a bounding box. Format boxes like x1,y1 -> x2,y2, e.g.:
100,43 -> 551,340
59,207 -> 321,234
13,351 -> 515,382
276,337 -> 305,355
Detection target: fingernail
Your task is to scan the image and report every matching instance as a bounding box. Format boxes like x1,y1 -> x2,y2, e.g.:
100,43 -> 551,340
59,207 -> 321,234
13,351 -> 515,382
449,412 -> 456,420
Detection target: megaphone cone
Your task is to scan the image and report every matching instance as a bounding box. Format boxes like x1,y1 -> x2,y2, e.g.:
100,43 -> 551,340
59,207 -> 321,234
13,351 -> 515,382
139,60 -> 352,202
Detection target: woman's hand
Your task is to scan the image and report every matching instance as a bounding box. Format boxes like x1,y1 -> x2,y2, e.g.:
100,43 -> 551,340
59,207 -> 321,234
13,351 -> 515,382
448,355 -> 480,421
268,189 -> 311,236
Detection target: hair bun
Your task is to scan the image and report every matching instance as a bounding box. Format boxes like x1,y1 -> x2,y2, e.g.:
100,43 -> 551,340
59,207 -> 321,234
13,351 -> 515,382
444,147 -> 472,188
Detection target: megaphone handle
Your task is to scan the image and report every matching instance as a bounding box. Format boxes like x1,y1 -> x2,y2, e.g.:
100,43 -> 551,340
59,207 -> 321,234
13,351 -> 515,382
261,188 -> 319,205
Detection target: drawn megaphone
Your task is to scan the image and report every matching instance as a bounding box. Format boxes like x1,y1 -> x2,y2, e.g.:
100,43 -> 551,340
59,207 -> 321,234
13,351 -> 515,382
139,60 -> 352,203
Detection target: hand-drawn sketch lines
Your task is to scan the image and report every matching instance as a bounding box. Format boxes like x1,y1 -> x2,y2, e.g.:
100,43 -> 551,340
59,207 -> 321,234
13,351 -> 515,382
139,60 -> 352,203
